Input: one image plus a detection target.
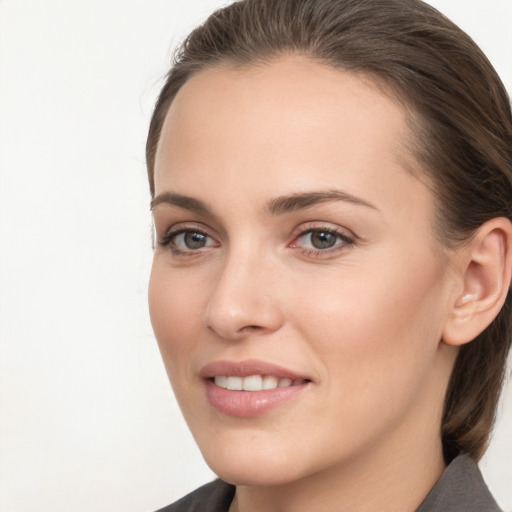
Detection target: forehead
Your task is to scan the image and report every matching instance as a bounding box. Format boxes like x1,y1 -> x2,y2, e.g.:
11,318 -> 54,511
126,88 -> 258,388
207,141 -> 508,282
154,55 -> 427,216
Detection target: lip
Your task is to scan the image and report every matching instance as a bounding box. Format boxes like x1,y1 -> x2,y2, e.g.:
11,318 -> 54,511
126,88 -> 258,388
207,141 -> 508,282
200,359 -> 312,417
200,359 -> 309,380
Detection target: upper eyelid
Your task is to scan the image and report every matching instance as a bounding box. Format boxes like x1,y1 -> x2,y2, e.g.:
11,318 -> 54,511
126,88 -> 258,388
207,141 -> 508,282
292,228 -> 354,246
155,217 -> 226,241
157,224 -> 217,249
295,225 -> 349,235
291,221 -> 355,239
289,222 -> 357,252
160,222 -> 215,238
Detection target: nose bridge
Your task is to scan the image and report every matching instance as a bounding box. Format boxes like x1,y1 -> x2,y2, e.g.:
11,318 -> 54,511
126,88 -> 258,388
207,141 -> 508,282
204,244 -> 283,340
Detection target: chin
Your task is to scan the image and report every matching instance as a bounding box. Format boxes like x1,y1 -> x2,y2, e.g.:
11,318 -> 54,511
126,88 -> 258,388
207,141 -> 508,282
192,431 -> 302,486
195,428 -> 343,488
206,456 -> 305,487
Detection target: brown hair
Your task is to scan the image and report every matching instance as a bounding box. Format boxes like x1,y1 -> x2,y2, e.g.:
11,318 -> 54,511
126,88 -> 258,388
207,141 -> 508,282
146,0 -> 512,462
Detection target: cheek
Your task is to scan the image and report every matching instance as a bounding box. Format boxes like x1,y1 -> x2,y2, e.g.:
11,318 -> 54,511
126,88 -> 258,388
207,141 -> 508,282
148,262 -> 206,368
295,251 -> 449,396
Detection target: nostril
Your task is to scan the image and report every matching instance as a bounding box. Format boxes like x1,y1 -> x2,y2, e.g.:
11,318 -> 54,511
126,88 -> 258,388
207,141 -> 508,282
239,325 -> 263,333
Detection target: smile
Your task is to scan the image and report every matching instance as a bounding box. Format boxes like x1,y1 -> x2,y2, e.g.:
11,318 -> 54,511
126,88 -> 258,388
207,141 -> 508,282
201,360 -> 312,416
213,375 -> 307,391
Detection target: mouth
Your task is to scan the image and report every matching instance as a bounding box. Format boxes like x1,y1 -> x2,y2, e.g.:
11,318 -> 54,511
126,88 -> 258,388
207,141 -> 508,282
200,360 -> 312,417
212,375 -> 308,391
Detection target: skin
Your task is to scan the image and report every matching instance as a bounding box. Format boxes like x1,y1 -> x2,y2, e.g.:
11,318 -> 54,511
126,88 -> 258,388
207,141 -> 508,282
149,56 -> 464,512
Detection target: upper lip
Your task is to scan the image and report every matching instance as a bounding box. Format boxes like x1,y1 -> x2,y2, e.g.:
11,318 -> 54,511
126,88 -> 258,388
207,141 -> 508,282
200,359 -> 311,381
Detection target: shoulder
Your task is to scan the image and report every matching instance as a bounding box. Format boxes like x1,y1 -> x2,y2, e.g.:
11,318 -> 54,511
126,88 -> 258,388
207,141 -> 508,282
416,454 -> 502,512
155,479 -> 235,512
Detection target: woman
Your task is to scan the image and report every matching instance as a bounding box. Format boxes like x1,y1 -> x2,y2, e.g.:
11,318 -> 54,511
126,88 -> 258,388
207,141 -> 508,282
146,0 -> 512,510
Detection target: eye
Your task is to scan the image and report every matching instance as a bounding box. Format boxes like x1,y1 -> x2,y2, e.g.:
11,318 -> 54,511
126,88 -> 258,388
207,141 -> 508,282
175,231 -> 213,249
302,230 -> 339,249
159,227 -> 218,255
290,226 -> 354,255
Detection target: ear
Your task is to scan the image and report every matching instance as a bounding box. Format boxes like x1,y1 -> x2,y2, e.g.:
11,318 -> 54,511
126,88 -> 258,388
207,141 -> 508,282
442,217 -> 512,347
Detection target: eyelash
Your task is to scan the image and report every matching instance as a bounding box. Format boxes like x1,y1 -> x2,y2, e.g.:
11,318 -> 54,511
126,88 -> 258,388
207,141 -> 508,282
290,225 -> 355,257
158,224 -> 355,258
159,226 -> 217,257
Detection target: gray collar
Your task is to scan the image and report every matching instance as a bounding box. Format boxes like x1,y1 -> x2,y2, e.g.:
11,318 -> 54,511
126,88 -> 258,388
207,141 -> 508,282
416,454 -> 501,512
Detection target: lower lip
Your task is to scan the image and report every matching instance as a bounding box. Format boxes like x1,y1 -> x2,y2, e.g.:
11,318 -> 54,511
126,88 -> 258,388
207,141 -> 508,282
204,379 -> 309,417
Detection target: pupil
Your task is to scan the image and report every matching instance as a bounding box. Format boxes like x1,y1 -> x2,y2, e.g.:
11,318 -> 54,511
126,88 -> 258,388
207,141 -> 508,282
184,232 -> 207,249
311,231 -> 336,249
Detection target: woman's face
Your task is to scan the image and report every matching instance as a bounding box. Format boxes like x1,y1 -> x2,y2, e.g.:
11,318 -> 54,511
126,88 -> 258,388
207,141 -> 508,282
149,57 -> 459,485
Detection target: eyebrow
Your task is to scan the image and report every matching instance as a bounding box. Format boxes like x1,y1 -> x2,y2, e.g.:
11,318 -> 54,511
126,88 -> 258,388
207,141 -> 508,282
266,189 -> 378,215
151,189 -> 378,215
151,192 -> 212,215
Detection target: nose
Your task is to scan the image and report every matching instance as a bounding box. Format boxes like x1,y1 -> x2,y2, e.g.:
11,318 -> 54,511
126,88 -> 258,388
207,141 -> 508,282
204,252 -> 284,341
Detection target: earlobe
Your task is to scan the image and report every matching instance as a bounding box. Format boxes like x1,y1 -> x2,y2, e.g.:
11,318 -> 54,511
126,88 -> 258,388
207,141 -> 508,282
443,217 -> 512,347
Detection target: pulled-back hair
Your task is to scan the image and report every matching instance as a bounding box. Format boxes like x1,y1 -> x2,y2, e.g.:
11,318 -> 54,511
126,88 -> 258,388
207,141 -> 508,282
146,0 -> 512,462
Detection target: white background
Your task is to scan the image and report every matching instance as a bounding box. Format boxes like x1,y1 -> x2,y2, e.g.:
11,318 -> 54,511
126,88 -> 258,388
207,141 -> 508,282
0,1 -> 511,511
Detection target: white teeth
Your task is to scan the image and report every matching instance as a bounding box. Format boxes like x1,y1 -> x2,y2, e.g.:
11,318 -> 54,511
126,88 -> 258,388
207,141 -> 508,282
226,376 -> 243,390
242,375 -> 263,391
262,375 -> 279,390
214,375 -> 304,391
214,376 -> 227,388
